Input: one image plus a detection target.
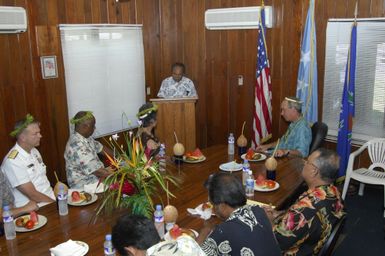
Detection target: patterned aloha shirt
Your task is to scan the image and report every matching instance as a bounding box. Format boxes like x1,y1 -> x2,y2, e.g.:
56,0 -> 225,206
64,132 -> 104,189
273,184 -> 345,256
277,117 -> 312,157
201,205 -> 281,256
0,170 -> 14,209
157,76 -> 197,98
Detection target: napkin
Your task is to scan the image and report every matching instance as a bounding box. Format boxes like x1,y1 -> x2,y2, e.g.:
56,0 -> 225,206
187,204 -> 212,220
49,240 -> 86,256
84,182 -> 105,194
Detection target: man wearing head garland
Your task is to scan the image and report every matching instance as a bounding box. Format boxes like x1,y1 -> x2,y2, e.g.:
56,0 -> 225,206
256,96 -> 312,157
136,103 -> 160,158
157,62 -> 198,98
1,114 -> 55,208
64,111 -> 114,189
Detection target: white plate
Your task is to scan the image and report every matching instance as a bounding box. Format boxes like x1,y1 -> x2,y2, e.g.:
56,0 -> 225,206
241,153 -> 267,162
68,193 -> 98,206
164,229 -> 199,241
219,162 -> 243,172
183,155 -> 206,163
50,241 -> 89,256
15,214 -> 47,232
254,180 -> 280,192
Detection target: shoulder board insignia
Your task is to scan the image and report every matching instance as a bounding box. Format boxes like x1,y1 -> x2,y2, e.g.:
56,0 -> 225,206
7,149 -> 19,159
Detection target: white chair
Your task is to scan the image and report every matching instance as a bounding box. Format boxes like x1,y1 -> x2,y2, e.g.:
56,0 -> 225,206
341,138 -> 385,217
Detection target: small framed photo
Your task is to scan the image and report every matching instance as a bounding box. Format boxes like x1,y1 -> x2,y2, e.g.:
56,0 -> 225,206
40,56 -> 58,79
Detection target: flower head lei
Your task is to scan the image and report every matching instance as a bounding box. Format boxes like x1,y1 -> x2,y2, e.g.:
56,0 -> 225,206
10,114 -> 35,137
70,111 -> 94,125
136,104 -> 158,120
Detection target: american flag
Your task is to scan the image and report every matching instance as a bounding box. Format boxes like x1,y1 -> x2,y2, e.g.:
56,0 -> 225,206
252,7 -> 272,148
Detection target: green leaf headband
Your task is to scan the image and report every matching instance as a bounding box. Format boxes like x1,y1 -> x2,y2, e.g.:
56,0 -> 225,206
136,104 -> 158,120
10,114 -> 35,137
70,111 -> 94,125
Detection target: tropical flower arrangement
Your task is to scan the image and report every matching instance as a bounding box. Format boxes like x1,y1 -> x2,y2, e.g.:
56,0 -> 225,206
95,131 -> 177,218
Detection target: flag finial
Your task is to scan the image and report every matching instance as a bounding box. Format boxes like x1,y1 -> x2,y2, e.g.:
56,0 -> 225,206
354,1 -> 358,20
261,0 -> 264,7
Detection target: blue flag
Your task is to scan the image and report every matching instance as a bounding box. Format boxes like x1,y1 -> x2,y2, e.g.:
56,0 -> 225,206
337,22 -> 357,178
296,0 -> 318,123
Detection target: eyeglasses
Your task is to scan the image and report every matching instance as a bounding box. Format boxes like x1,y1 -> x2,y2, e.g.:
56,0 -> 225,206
303,160 -> 320,172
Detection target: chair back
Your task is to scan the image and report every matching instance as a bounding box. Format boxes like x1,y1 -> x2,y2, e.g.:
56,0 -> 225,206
318,215 -> 346,256
309,122 -> 328,154
367,138 -> 385,171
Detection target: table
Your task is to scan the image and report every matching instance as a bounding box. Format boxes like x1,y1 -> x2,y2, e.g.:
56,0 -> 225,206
0,145 -> 304,255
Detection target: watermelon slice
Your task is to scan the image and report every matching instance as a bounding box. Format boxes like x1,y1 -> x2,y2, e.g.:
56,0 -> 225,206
30,211 -> 39,225
185,148 -> 204,161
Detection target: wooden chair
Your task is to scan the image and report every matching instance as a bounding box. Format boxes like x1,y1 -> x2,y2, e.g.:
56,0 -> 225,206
318,215 -> 346,256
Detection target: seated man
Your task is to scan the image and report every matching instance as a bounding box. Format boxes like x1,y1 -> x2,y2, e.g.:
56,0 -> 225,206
65,111 -> 113,189
256,96 -> 312,157
267,148 -> 345,255
197,173 -> 281,256
1,114 -> 55,207
0,171 -> 38,217
112,214 -> 205,255
157,62 -> 198,98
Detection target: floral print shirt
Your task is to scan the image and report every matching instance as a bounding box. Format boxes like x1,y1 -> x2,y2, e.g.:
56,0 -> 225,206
0,170 -> 14,208
273,184 -> 345,256
64,132 -> 104,189
201,205 -> 281,256
277,117 -> 311,157
157,76 -> 197,98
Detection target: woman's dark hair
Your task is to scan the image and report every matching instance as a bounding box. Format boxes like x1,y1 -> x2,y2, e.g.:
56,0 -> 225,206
208,172 -> 247,208
112,214 -> 160,256
138,103 -> 157,127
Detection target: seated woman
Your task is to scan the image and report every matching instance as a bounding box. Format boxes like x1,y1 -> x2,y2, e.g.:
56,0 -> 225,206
136,103 -> 160,159
197,172 -> 281,256
112,214 -> 205,256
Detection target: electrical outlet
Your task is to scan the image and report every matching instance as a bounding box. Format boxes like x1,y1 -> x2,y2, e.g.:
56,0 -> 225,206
146,87 -> 151,95
238,75 -> 243,86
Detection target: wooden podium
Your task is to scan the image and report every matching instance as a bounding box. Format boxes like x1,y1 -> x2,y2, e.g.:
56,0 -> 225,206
150,97 -> 197,155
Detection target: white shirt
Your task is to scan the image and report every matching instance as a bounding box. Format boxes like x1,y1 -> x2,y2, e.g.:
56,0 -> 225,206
1,143 -> 55,207
157,76 -> 197,98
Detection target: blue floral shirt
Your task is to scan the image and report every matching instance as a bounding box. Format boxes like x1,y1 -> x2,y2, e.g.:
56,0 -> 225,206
277,118 -> 311,157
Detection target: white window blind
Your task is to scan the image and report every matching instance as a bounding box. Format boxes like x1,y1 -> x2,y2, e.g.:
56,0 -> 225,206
323,19 -> 385,143
59,25 -> 145,137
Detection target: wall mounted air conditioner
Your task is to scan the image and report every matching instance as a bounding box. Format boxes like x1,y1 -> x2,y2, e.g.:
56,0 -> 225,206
205,6 -> 273,30
0,6 -> 27,33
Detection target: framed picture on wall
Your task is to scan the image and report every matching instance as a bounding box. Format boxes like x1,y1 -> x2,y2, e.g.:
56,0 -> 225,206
40,56 -> 58,79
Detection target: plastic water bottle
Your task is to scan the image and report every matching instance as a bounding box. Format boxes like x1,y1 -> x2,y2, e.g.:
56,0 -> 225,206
154,204 -> 165,239
158,144 -> 166,172
228,133 -> 235,155
245,170 -> 255,197
242,159 -> 250,186
58,184 -> 68,216
2,205 -> 16,240
104,234 -> 116,256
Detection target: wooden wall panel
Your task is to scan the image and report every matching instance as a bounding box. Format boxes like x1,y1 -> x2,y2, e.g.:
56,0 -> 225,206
1,0 -> 384,185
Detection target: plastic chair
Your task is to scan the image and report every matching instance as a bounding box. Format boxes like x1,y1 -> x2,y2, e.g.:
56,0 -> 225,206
309,122 -> 328,154
318,215 -> 346,256
341,138 -> 385,217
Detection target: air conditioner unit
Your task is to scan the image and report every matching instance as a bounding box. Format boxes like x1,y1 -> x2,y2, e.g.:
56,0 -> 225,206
205,6 -> 273,30
0,6 -> 27,33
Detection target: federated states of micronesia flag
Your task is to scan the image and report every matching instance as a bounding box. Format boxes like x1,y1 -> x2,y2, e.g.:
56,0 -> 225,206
252,5 -> 272,148
337,21 -> 357,179
296,0 -> 318,124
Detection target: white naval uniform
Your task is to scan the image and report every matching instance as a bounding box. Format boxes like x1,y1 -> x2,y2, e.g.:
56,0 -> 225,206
1,143 -> 55,207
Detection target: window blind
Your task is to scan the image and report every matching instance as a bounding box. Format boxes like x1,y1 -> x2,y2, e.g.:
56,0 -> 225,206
59,25 -> 145,137
323,19 -> 385,143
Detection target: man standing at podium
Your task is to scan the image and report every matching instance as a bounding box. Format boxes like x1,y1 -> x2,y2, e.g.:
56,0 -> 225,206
157,62 -> 197,98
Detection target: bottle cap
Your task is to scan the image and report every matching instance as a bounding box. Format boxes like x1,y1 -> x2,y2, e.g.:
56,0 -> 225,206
248,170 -> 252,175
105,234 -> 112,241
156,204 -> 162,211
